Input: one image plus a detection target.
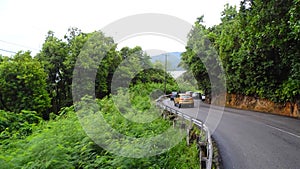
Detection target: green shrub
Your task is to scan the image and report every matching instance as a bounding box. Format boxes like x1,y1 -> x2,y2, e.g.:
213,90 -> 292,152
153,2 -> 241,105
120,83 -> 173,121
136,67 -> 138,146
0,110 -> 42,140
0,85 -> 199,169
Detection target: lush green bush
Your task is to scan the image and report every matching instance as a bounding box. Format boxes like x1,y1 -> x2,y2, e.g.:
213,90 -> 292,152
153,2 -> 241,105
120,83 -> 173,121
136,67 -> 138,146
0,51 -> 50,116
0,88 -> 199,169
0,110 -> 42,141
181,1 -> 300,104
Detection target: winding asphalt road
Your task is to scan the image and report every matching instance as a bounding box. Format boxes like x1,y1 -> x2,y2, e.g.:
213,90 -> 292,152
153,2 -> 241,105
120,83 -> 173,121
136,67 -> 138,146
163,99 -> 300,169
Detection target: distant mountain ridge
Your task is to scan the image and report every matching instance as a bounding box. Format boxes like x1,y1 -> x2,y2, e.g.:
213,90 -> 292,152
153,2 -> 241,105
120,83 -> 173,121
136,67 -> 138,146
150,52 -> 184,71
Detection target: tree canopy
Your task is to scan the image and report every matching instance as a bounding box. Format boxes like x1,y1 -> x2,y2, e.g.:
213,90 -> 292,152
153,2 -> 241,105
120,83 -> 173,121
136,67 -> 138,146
181,0 -> 300,104
0,51 -> 50,117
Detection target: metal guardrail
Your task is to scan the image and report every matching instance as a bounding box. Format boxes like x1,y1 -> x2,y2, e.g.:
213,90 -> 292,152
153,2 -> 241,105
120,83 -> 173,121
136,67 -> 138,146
156,96 -> 213,169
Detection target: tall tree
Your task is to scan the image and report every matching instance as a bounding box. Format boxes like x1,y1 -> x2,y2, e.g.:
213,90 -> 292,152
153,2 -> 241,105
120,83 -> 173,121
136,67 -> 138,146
72,31 -> 116,101
212,4 -> 241,94
95,45 -> 122,98
36,31 -> 69,113
111,46 -> 152,93
0,51 -> 50,118
180,16 -> 225,97
182,0 -> 300,106
236,0 -> 298,100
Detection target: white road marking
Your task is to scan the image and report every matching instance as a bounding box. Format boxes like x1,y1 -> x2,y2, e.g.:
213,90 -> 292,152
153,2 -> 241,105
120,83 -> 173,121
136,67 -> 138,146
266,124 -> 300,139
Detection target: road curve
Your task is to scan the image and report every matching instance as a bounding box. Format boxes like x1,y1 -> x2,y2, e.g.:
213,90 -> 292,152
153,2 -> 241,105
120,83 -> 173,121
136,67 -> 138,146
163,99 -> 300,169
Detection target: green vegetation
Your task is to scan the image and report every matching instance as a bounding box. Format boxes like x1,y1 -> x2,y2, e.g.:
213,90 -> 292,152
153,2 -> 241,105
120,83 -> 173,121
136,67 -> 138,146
0,28 -> 200,168
0,52 -> 50,117
0,86 -> 199,169
1,0 -> 299,167
176,72 -> 199,92
181,0 -> 299,105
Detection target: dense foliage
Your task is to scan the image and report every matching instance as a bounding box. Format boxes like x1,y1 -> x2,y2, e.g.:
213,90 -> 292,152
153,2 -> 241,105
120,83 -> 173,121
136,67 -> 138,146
2,1 -> 298,167
181,0 -> 300,104
0,26 -> 199,168
0,84 -> 199,169
0,110 -> 42,140
0,52 -> 50,117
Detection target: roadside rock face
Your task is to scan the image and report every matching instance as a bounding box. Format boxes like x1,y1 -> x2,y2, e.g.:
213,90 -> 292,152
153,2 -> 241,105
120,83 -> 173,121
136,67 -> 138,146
225,93 -> 300,118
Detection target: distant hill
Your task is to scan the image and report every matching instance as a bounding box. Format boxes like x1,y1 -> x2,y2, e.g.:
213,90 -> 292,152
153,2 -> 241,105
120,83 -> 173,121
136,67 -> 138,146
150,52 -> 184,71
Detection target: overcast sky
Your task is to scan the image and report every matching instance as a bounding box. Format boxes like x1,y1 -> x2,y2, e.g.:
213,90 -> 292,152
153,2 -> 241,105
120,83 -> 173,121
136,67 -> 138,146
0,0 -> 241,56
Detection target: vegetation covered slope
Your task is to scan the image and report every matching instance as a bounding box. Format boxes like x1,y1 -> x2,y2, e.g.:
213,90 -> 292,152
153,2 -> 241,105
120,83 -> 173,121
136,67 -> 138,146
181,0 -> 299,107
0,28 -> 200,168
0,88 -> 199,168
